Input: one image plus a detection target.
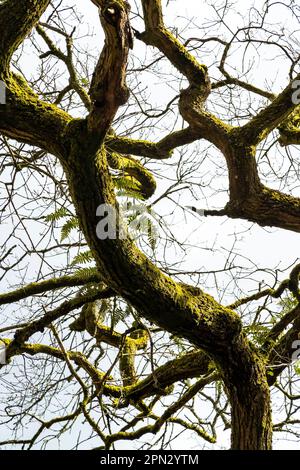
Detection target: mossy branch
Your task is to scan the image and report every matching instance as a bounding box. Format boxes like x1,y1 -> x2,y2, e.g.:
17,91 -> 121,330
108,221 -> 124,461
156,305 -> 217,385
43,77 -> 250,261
0,0 -> 51,73
105,373 -> 217,448
139,0 -> 209,87
105,126 -> 203,159
87,0 -> 132,133
0,272 -> 103,306
1,336 -> 214,402
225,185 -> 300,233
0,73 -> 71,157
3,288 -> 114,362
237,72 -> 300,145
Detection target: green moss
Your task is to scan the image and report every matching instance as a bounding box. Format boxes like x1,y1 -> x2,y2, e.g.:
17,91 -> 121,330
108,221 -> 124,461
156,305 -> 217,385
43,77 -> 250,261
108,151 -> 157,199
106,135 -> 173,159
8,73 -> 70,122
262,186 -> 300,208
1,72 -> 71,156
163,28 -> 208,79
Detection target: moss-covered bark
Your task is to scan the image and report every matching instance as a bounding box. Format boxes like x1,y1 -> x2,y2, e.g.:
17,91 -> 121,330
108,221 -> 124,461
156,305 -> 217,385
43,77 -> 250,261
0,0 -> 51,73
220,336 -> 272,450
62,115 -> 273,448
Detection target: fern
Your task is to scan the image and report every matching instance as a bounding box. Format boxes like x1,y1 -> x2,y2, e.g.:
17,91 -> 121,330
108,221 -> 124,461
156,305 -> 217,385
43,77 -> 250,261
60,217 -> 79,241
44,207 -> 69,223
147,218 -> 158,251
111,306 -> 130,328
118,188 -> 145,200
73,266 -> 99,280
114,176 -> 145,200
127,210 -> 159,251
71,250 -> 94,266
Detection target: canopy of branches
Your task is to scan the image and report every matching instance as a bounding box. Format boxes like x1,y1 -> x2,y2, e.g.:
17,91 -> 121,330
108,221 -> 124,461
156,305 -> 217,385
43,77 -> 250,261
0,0 -> 300,451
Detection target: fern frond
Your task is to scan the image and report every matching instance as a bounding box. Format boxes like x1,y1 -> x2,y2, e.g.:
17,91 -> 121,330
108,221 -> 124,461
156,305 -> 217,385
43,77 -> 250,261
114,176 -> 145,201
71,250 -> 94,266
147,219 -> 159,251
73,266 -> 99,280
60,217 -> 79,241
44,207 -> 69,223
111,306 -> 130,328
128,211 -> 159,243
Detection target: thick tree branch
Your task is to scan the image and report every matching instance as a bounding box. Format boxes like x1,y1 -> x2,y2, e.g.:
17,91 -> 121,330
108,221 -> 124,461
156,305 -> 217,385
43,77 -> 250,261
266,311 -> 300,385
0,0 -> 50,73
237,73 -> 300,146
139,0 -> 208,87
139,0 -> 233,152
105,126 -> 203,159
126,350 -> 212,401
224,185 -> 300,234
0,73 -> 71,157
64,113 -> 274,452
87,0 -> 132,133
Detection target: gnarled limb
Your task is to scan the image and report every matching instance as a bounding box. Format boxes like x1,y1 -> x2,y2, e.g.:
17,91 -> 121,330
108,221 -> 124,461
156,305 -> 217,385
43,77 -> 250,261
0,0 -> 50,73
237,73 -> 300,146
278,107 -> 300,146
0,73 -> 71,156
105,126 -> 203,159
87,0 -> 132,133
139,0 -> 233,152
140,0 -> 208,86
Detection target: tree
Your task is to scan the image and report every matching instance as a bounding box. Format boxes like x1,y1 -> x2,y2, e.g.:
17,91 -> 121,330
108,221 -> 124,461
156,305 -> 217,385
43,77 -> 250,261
0,0 -> 300,450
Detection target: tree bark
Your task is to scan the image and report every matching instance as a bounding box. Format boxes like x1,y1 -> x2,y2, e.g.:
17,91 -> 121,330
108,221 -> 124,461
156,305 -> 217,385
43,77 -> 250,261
220,337 -> 272,450
230,392 -> 272,450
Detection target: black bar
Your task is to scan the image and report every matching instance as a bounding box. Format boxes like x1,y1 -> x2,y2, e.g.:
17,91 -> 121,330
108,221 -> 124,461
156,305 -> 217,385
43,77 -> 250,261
0,450 -> 299,466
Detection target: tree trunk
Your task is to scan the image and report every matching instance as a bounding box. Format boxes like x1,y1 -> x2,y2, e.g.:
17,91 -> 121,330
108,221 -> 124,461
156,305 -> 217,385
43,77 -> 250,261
221,337 -> 273,450
230,386 -> 272,449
